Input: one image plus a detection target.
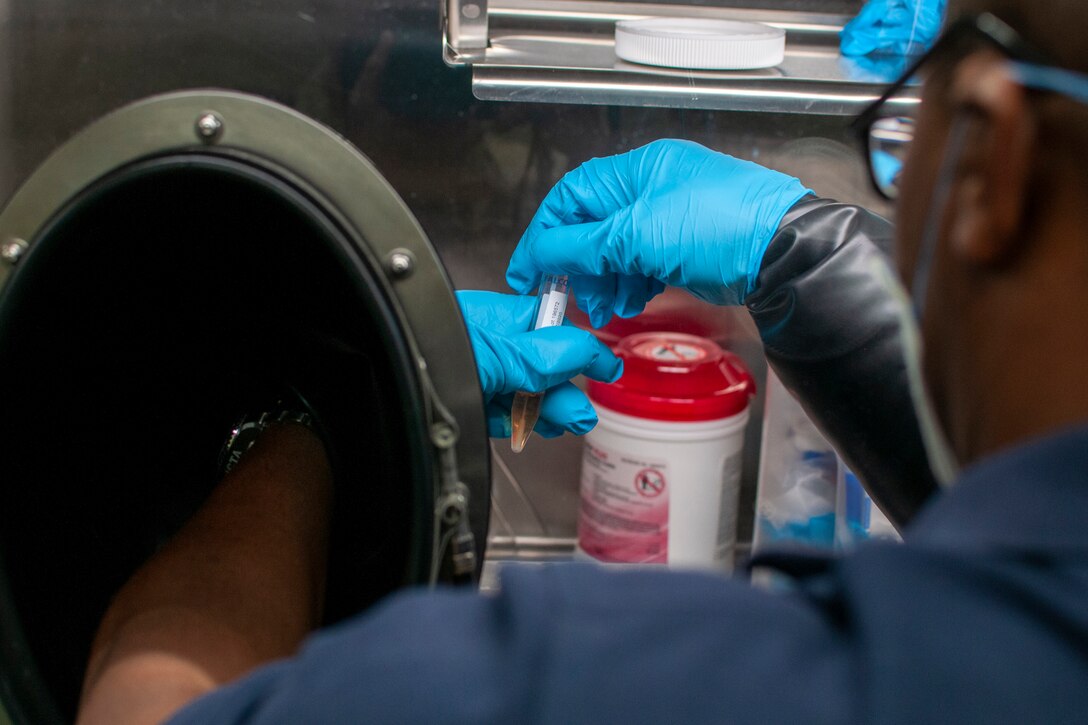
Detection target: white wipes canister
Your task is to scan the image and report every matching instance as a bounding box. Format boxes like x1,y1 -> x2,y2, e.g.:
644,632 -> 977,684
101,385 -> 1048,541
577,332 -> 755,572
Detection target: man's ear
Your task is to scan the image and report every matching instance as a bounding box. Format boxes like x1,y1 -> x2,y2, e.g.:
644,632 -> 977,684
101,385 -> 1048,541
946,56 -> 1036,266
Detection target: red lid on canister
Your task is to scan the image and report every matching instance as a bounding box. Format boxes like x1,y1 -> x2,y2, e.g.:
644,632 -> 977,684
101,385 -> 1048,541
588,332 -> 755,422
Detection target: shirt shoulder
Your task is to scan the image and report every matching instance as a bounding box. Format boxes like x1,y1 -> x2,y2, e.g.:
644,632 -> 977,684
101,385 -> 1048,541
169,563 -> 854,725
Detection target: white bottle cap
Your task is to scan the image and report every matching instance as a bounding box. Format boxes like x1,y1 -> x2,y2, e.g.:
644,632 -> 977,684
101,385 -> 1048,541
615,18 -> 786,70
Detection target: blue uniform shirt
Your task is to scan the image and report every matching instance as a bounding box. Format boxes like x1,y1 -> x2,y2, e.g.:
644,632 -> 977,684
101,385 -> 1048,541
169,425 -> 1088,724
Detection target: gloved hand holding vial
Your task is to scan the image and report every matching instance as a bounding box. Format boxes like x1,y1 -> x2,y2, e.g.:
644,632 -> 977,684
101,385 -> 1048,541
511,274 -> 570,452
455,289 -> 621,442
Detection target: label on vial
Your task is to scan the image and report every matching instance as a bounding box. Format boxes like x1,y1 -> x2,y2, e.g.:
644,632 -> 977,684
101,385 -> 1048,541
578,440 -> 669,564
534,278 -> 569,329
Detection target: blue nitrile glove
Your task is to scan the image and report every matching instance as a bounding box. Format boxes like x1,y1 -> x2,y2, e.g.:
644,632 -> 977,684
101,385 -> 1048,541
506,139 -> 812,328
456,290 -> 623,439
840,0 -> 946,57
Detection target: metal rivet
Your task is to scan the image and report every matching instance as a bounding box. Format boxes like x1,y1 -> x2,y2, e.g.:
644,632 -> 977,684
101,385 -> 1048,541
387,249 -> 415,279
461,3 -> 481,19
195,112 -> 224,142
431,423 -> 458,449
1,237 -> 28,265
439,493 -> 467,525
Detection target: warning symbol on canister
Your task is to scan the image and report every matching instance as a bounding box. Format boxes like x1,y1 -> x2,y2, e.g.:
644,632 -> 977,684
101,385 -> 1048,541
634,469 -> 666,498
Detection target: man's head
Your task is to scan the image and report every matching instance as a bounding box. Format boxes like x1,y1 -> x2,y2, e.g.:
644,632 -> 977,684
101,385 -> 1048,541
894,0 -> 1088,465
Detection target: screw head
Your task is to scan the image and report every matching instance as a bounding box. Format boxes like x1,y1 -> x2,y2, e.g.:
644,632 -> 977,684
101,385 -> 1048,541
195,112 -> 224,142
431,423 -> 458,449
387,249 -> 415,279
1,237 -> 28,265
461,3 -> 481,19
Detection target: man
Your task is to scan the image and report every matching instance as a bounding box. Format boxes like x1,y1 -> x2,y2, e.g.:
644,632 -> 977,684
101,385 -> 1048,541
77,1 -> 1088,722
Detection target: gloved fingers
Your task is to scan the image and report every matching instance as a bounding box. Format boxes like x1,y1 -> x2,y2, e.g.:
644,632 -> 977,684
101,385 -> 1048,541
577,332 -> 624,383
571,273 -> 618,329
521,325 -> 622,389
537,381 -> 598,436
508,154 -> 642,294
457,290 -> 537,334
525,153 -> 639,234
485,384 -> 599,438
613,274 -> 660,318
509,137 -> 811,311
500,325 -> 622,395
507,217 -> 599,295
458,292 -> 541,400
517,224 -> 652,326
533,420 -> 568,439
458,289 -> 623,406
511,210 -> 645,286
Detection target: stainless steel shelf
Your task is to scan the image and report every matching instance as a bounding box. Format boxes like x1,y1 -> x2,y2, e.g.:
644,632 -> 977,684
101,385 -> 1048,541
448,0 -> 919,116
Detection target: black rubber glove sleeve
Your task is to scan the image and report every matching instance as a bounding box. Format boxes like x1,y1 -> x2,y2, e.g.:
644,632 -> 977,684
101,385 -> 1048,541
746,197 -> 938,527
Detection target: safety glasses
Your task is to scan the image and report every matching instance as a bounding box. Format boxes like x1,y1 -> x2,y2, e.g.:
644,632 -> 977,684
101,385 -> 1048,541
851,12 -> 1088,200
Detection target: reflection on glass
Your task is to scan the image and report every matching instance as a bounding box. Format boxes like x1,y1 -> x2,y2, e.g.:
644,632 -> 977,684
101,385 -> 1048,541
868,116 -> 914,198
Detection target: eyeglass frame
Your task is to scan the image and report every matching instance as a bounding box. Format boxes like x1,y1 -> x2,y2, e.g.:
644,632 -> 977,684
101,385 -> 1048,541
850,12 -> 1053,201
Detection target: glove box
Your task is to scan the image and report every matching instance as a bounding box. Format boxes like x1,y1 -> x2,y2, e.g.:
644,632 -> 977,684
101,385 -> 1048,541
0,91 -> 490,724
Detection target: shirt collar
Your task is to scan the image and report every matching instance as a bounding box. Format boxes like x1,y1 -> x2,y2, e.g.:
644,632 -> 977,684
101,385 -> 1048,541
905,424 -> 1088,554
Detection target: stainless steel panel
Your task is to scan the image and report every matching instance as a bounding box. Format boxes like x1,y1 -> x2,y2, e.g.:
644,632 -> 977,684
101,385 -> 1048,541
463,0 -> 918,115
445,0 -> 490,59
487,0 -> 856,38
0,0 -> 891,556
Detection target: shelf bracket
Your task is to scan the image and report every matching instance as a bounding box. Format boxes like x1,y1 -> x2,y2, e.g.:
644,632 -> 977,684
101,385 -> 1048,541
443,0 -> 490,65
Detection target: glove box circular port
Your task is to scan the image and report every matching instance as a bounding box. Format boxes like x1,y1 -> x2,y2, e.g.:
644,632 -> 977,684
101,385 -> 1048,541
0,91 -> 489,724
